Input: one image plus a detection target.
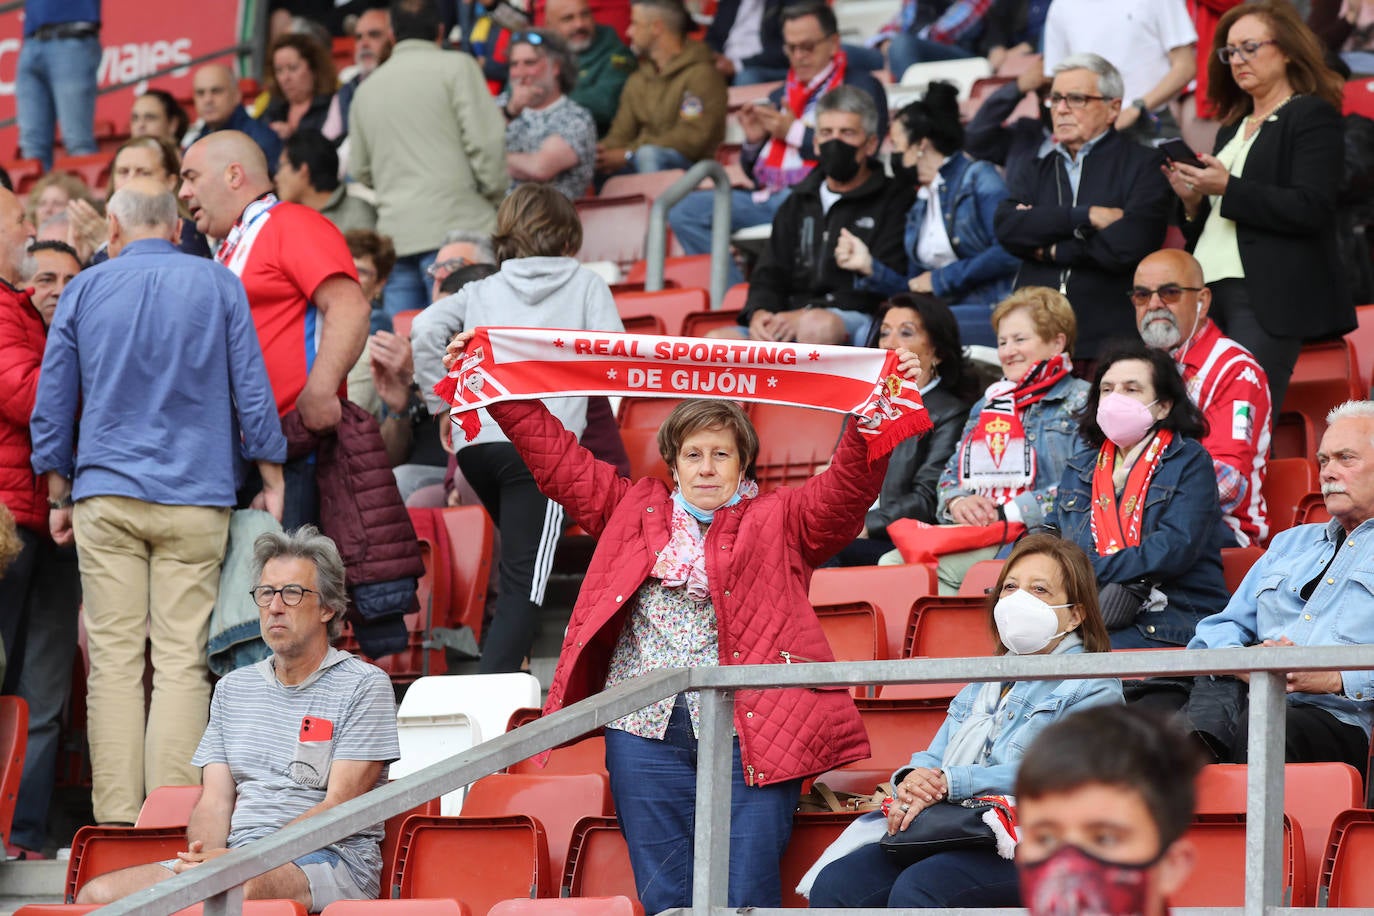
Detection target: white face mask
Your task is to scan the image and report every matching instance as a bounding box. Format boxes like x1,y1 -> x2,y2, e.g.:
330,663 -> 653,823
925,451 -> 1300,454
994,588 -> 1074,655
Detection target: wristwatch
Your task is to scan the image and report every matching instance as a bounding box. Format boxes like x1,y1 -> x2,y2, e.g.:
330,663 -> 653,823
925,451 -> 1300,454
1132,98 -> 1149,114
48,495 -> 73,510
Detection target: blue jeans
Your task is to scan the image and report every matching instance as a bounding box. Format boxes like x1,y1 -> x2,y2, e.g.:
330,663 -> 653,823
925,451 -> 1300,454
734,64 -> 788,86
17,34 -> 101,169
809,842 -> 1022,907
843,44 -> 886,73
668,187 -> 790,287
604,696 -> 802,912
887,34 -> 976,82
628,144 -> 694,174
382,249 -> 439,318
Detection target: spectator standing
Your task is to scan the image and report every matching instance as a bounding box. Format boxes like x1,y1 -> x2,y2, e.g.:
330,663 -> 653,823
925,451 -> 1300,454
669,2 -> 888,285
323,8 -> 394,141
129,89 -> 191,146
16,0 -> 101,170
1164,1 -> 1353,410
1134,249 -> 1271,547
703,0 -> 794,85
75,527 -> 400,909
276,129 -> 379,232
1042,0 -> 1198,141
993,54 -> 1172,367
502,31 -> 598,200
350,0 -> 508,318
596,0 -> 728,175
29,180 -> 287,828
544,0 -> 637,136
182,64 -> 284,172
261,33 -> 338,143
726,86 -> 912,346
6,240 -> 82,858
180,131 -> 371,528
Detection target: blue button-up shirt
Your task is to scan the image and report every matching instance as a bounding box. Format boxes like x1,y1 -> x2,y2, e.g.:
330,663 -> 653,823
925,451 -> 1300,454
30,238 -> 285,506
1190,518 -> 1374,735
1051,129 -> 1107,201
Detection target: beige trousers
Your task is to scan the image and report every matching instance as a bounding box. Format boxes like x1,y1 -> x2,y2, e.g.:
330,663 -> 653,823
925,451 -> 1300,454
73,496 -> 230,824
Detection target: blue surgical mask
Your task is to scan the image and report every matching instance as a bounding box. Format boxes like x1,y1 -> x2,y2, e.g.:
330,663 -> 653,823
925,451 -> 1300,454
672,487 -> 744,523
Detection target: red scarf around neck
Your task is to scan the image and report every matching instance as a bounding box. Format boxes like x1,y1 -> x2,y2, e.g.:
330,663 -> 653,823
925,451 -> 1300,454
764,50 -> 847,171
433,327 -> 932,460
957,353 -> 1072,500
1090,429 -> 1173,555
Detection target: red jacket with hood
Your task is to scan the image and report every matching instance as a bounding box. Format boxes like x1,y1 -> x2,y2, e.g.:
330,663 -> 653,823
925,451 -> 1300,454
490,399 -> 886,786
0,281 -> 47,532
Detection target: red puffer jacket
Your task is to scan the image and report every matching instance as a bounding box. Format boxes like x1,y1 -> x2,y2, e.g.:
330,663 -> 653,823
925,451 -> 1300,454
491,399 -> 888,786
0,282 -> 46,532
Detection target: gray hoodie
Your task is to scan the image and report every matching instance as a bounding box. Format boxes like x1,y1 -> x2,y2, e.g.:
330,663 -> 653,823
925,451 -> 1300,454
412,256 -> 623,447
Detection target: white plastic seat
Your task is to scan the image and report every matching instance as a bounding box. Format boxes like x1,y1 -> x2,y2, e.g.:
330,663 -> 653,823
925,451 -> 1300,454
897,57 -> 994,95
391,711 -> 479,815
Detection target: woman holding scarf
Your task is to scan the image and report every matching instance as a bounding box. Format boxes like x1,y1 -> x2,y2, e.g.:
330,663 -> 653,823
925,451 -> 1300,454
1048,345 -> 1229,648
921,287 -> 1088,593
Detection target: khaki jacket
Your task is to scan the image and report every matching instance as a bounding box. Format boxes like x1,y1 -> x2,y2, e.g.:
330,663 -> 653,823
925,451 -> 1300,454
603,39 -> 727,162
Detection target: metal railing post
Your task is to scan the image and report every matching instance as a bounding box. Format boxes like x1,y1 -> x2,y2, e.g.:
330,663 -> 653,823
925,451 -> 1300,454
1244,671 -> 1286,916
645,160 -> 732,309
692,688 -> 734,915
201,886 -> 243,916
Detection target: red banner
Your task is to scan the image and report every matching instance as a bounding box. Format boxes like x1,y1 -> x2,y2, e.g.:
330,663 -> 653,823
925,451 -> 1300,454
0,0 -> 249,158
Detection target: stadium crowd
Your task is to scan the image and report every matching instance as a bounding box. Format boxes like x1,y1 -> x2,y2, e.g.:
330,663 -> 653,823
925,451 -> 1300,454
2,0 -> 1374,911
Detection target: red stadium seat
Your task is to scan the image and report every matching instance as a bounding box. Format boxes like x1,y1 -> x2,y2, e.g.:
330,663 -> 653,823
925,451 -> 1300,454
619,314 -> 665,336
810,565 -> 936,664
721,282 -> 749,313
619,426 -> 675,487
1295,492 -> 1331,526
748,403 -> 845,493
65,826 -> 187,902
957,559 -> 1004,597
624,254 -> 713,293
1174,813 -> 1303,906
504,709 -> 608,777
461,773 -> 613,880
490,898 -> 642,915
51,153 -> 112,191
1282,339 -> 1362,444
1321,808 -> 1374,906
564,815 -> 638,902
2,158 -> 44,195
1220,546 -> 1264,594
1271,411 -> 1315,461
780,812 -> 858,908
0,696 -> 27,845
1261,457 -> 1318,540
814,601 -> 887,664
1345,303 -> 1374,397
440,505 -> 496,641
391,309 -> 422,341
614,287 -> 710,337
600,170 -> 687,203
321,902 -> 468,915
575,195 -> 651,267
134,785 -> 202,828
617,396 -> 685,430
1344,77 -> 1374,119
393,814 -> 553,914
905,595 -> 994,659
680,308 -> 742,338
380,798 -> 441,898
835,697 -> 951,778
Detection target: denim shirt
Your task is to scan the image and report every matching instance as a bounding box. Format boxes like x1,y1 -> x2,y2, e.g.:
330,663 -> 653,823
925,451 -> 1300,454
1190,518 -> 1374,736
937,374 -> 1089,528
1050,434 -> 1231,647
896,643 -> 1122,800
863,152 -> 1021,306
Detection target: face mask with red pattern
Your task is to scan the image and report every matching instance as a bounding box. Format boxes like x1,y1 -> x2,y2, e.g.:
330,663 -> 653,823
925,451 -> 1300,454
1019,843 -> 1161,916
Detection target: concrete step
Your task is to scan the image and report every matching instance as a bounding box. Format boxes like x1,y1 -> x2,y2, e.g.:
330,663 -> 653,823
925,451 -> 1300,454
0,860 -> 67,913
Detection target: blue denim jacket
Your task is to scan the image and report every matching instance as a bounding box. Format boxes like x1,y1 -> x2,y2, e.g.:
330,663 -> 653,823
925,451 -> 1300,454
897,643 -> 1122,800
937,374 -> 1089,528
1050,435 -> 1231,648
864,152 -> 1021,306
1190,518 -> 1374,736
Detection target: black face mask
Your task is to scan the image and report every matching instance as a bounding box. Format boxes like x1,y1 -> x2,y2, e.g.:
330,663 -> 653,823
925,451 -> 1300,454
890,153 -> 920,186
818,139 -> 862,182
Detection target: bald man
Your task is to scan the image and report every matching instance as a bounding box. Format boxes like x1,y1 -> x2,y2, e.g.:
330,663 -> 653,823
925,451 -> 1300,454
181,131 -> 370,528
181,63 -> 282,171
30,178 -> 286,827
1134,249 -> 1271,546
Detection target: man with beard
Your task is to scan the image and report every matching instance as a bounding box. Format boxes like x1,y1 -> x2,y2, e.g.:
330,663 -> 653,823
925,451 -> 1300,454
545,0 -> 635,136
1133,249 -> 1270,547
324,7 -> 394,141
501,30 -> 597,199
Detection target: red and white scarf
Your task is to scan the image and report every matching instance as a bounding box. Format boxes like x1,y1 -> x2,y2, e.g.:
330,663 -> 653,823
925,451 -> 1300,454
1090,430 -> 1173,555
957,354 -> 1072,502
433,327 -> 932,460
755,51 -> 848,191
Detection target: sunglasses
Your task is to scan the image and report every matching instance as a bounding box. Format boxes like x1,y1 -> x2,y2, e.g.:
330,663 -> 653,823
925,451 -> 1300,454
1129,284 -> 1203,307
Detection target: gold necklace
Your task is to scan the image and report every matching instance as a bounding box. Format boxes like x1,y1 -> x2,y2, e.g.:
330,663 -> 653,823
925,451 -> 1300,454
1245,93 -> 1295,130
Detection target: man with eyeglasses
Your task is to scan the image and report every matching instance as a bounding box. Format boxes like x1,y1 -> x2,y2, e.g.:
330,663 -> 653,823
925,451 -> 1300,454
1133,248 -> 1270,548
427,229 -> 496,302
29,180 -> 287,830
668,1 -> 887,285
76,526 -> 400,910
994,53 -> 1171,369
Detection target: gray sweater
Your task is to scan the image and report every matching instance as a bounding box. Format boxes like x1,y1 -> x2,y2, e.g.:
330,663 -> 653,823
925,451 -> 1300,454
412,256 -> 623,447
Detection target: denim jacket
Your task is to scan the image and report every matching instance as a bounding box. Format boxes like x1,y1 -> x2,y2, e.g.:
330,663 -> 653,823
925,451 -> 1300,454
937,374 -> 1089,528
1050,434 -> 1231,647
863,152 -> 1021,306
1190,517 -> 1374,736
897,643 -> 1122,800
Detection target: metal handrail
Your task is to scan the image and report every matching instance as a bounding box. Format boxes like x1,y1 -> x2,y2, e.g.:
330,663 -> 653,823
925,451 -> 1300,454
96,644 -> 1374,916
644,159 -> 732,310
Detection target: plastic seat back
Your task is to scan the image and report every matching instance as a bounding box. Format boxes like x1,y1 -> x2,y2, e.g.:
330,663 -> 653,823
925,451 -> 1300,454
600,170 -> 687,204
394,815 -> 552,915
65,826 -> 188,903
905,595 -> 995,659
624,254 -> 714,293
564,815 -> 638,901
575,195 -> 650,267
489,898 -> 642,915
1345,303 -> 1374,395
391,310 -> 422,341
381,797 -> 442,897
619,314 -> 665,336
0,696 -> 28,843
440,505 -> 496,641
749,404 -> 845,494
721,282 -> 749,313
1271,410 -> 1315,461
20,904 -> 308,916
1321,809 -> 1374,905
504,709 -> 608,776
680,308 -> 743,339
617,396 -> 685,430
614,288 -> 710,338
814,601 -> 886,663
1295,493 -> 1331,526
1283,340 -> 1361,443
1220,546 -> 1265,595
134,785 -> 203,828
780,812 -> 857,908
810,565 -> 936,663
461,773 -> 613,879
321,901 -> 469,915
1262,457 -> 1318,539
957,559 -> 1004,597
1173,813 -> 1302,905
838,698 -> 950,776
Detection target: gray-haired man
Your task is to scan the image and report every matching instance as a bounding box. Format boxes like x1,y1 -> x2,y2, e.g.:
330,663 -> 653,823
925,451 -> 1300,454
76,526 -> 400,911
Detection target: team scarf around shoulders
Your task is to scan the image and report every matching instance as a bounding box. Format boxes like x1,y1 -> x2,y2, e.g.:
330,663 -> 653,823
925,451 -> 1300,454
1089,429 -> 1173,555
215,192 -> 280,273
957,353 -> 1072,500
761,51 -> 848,175
432,327 -> 933,461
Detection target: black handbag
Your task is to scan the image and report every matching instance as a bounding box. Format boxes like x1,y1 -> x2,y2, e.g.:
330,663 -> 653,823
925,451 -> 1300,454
878,796 -> 1008,865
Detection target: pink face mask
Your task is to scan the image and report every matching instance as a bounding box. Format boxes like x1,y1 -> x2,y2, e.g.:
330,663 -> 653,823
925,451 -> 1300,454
1019,843 -> 1157,916
1096,392 -> 1158,449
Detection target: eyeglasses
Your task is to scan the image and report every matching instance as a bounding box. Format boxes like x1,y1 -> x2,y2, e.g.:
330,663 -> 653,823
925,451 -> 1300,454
783,35 -> 834,55
1217,39 -> 1277,64
249,584 -> 320,608
426,257 -> 470,278
1128,284 -> 1203,307
1044,93 -> 1107,110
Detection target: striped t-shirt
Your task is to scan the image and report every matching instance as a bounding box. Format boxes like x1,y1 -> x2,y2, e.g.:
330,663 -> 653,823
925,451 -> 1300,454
191,648 -> 400,898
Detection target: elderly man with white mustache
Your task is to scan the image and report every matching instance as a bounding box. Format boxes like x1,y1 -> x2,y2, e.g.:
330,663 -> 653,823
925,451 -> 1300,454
1181,399 -> 1374,779
1133,248 -> 1271,547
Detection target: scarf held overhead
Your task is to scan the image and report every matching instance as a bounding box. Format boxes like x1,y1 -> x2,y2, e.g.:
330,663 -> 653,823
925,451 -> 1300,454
433,327 -> 932,460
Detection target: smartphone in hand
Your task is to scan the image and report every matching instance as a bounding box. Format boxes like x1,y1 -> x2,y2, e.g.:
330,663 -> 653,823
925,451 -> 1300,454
1159,138 -> 1204,169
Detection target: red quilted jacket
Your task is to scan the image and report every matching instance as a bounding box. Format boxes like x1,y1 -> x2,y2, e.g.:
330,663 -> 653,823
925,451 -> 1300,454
0,282 -> 47,532
491,399 -> 887,786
